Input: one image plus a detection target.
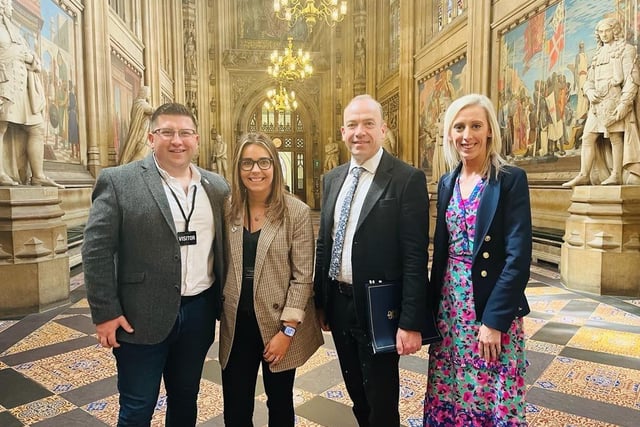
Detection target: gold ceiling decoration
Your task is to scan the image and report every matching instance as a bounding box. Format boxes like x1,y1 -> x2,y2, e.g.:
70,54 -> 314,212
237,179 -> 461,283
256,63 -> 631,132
273,0 -> 348,32
264,84 -> 298,112
268,37 -> 313,82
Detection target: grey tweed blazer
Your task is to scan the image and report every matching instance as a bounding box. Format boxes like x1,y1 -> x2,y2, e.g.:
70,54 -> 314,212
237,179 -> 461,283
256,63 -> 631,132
82,154 -> 229,345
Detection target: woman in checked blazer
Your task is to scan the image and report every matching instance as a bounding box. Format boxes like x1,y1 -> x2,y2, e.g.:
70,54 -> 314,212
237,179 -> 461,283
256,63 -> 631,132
218,132 -> 323,427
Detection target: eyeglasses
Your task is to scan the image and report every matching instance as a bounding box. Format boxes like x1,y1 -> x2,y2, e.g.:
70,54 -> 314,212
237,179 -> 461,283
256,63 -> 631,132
239,157 -> 273,171
152,128 -> 198,140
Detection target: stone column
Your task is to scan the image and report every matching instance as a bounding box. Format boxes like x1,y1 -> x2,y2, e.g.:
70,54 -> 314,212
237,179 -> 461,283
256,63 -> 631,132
561,186 -> 640,297
0,187 -> 69,318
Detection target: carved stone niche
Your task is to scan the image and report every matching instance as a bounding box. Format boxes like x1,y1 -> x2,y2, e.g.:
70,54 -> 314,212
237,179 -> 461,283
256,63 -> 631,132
561,185 -> 640,297
0,187 -> 69,318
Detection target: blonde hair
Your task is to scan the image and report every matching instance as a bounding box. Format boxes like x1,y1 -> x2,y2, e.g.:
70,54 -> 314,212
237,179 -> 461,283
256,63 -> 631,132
441,93 -> 507,179
228,132 -> 286,224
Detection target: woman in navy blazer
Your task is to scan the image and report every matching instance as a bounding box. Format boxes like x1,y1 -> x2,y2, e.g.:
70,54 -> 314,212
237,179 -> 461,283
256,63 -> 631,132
424,94 -> 531,426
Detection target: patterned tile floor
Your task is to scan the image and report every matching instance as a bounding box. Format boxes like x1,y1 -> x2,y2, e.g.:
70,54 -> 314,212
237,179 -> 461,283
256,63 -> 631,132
1,263 -> 640,426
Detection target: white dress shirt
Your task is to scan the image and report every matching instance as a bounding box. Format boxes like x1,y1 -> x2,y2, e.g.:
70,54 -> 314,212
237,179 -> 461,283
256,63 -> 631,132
332,148 -> 384,284
155,160 -> 215,296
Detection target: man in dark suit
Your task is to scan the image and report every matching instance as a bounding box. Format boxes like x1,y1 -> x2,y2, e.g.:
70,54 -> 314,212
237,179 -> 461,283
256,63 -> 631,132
82,103 -> 229,426
314,94 -> 435,427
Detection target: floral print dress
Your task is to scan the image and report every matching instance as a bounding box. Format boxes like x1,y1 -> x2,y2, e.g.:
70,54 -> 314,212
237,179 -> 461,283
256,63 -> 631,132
423,177 -> 527,427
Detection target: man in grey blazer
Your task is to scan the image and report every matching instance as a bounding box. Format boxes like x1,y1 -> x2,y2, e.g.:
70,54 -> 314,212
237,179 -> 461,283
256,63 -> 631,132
314,94 -> 437,427
82,103 -> 229,426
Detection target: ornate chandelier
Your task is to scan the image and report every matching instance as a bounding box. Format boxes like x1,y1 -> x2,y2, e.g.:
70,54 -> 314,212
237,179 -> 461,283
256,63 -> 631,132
268,37 -> 313,82
264,84 -> 298,112
273,0 -> 348,31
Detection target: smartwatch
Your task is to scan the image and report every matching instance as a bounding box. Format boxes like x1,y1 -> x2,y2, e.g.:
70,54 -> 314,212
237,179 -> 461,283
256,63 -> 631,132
280,324 -> 297,337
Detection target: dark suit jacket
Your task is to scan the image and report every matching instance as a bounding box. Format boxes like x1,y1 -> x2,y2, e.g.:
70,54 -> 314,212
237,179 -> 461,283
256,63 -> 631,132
430,163 -> 532,333
82,154 -> 229,345
314,150 -> 437,338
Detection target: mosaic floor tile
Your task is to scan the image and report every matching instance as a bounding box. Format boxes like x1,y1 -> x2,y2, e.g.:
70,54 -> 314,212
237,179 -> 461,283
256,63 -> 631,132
14,345 -> 116,393
195,380 -> 224,423
529,299 -> 571,315
0,321 -> 17,334
9,394 -> 76,425
526,404 -> 619,426
70,298 -> 90,309
589,303 -> 640,327
526,286 -> 570,296
567,327 -> 640,359
295,347 -> 338,376
0,360 -> 8,370
627,300 -> 640,308
83,393 -> 119,426
399,369 -> 427,427
322,382 -> 353,407
256,387 -> 315,407
534,357 -> 640,410
524,317 -> 549,338
526,340 -> 564,355
0,322 -> 87,356
550,314 -> 586,326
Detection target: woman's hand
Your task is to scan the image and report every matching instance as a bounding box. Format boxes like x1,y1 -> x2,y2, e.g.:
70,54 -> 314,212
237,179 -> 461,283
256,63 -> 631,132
263,330 -> 293,366
478,324 -> 502,362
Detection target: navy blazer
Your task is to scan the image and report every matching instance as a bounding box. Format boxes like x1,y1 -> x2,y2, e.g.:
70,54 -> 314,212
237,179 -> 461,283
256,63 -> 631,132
430,163 -> 532,333
314,150 -> 438,339
82,154 -> 229,345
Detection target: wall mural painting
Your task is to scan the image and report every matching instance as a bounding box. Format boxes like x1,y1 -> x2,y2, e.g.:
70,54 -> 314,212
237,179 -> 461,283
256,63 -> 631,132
111,52 -> 141,161
14,0 -> 80,164
498,0 -> 639,163
238,0 -> 307,42
418,57 -> 467,182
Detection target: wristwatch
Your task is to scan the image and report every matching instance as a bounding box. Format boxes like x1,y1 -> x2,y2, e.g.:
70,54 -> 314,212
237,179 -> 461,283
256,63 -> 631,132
280,324 -> 297,337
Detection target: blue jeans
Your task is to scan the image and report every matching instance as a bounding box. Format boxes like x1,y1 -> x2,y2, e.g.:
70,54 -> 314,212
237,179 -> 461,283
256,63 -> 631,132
113,289 -> 216,427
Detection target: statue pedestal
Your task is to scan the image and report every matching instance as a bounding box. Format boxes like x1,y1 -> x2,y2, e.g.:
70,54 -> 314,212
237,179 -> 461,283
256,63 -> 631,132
0,187 -> 69,318
561,185 -> 640,297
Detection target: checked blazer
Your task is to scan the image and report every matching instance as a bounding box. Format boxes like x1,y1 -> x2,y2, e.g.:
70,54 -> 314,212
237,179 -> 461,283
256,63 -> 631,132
218,194 -> 323,373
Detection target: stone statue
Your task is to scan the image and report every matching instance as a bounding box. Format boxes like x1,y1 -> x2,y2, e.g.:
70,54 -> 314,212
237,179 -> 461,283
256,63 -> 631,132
0,0 -> 61,187
119,86 -> 154,165
213,134 -> 228,179
184,31 -> 196,75
354,37 -> 366,79
563,18 -> 640,187
324,137 -> 339,172
383,128 -> 397,157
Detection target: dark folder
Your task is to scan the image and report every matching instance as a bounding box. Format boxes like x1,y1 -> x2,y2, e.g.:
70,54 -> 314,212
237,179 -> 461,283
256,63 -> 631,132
364,280 -> 441,354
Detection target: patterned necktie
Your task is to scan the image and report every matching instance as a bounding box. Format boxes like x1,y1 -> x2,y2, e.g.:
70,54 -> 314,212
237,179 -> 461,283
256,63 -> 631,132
329,166 -> 363,280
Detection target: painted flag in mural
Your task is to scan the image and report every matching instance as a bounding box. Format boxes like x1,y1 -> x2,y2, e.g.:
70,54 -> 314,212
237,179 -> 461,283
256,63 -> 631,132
523,12 -> 545,75
547,1 -> 565,70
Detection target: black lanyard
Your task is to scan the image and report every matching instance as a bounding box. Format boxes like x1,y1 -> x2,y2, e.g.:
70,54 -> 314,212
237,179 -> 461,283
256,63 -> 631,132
168,185 -> 196,232
158,169 -> 197,232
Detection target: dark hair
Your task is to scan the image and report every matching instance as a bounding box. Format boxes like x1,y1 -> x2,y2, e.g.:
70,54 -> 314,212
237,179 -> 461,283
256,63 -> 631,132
150,103 -> 198,129
228,132 -> 286,224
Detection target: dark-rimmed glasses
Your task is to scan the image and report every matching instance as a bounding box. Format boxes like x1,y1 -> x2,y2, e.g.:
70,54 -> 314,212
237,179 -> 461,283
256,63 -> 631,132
152,128 -> 198,140
239,157 -> 273,171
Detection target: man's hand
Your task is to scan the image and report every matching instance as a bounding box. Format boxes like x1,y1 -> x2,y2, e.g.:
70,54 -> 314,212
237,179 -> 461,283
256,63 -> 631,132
316,308 -> 330,331
396,328 -> 422,355
95,316 -> 134,348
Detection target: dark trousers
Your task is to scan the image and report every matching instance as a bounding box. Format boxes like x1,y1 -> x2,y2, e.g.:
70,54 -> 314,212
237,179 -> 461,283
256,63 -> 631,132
113,289 -> 216,427
330,289 -> 401,427
222,310 -> 296,427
